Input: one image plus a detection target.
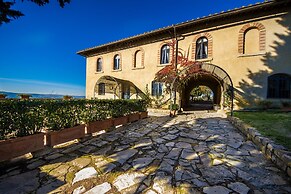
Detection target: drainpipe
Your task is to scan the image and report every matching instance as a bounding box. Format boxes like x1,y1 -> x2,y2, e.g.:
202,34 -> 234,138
174,26 -> 178,106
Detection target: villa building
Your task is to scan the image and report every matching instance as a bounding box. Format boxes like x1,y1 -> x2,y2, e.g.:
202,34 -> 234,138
78,0 -> 291,109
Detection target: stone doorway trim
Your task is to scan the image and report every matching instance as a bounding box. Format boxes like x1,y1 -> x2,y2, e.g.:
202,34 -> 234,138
170,62 -> 234,116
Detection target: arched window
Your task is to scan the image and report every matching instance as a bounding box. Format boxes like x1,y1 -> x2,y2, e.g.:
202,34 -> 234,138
96,58 -> 102,72
134,50 -> 143,68
267,74 -> 291,99
160,45 -> 170,64
196,37 -> 208,59
152,81 -> 163,97
98,83 -> 105,95
113,54 -> 120,70
244,28 -> 260,54
238,22 -> 266,54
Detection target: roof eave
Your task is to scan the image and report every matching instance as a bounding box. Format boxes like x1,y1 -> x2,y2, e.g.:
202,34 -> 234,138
77,0 -> 285,57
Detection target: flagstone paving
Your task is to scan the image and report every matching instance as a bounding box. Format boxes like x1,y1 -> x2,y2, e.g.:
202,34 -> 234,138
0,111 -> 291,193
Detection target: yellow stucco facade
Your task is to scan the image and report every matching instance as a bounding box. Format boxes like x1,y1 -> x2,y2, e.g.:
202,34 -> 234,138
78,0 -> 291,109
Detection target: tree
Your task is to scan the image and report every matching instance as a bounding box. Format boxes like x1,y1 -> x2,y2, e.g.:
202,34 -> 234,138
0,0 -> 71,25
155,39 -> 203,92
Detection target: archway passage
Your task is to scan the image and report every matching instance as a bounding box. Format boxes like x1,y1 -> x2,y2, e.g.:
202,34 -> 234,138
169,62 -> 233,113
182,74 -> 221,110
94,75 -> 144,99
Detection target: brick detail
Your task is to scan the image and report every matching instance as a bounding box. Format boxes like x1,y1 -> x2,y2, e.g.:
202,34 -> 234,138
238,22 -> 266,54
191,32 -> 213,60
132,48 -> 145,68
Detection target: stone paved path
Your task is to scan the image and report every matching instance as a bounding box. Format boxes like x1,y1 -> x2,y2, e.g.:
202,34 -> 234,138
0,111 -> 291,194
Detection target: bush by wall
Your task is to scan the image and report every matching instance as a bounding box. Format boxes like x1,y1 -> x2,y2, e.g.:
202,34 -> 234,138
0,99 -> 147,140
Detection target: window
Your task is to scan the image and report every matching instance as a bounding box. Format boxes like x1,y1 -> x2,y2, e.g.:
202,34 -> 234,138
152,81 -> 163,97
238,22 -> 266,54
96,58 -> 102,72
196,37 -> 208,59
113,54 -> 120,70
134,50 -> 143,68
160,45 -> 170,64
98,83 -> 105,95
267,74 -> 291,99
244,28 -> 259,54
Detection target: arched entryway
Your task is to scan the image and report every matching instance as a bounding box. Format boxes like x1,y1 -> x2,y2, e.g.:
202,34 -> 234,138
182,74 -> 221,110
170,62 -> 234,114
94,75 -> 144,99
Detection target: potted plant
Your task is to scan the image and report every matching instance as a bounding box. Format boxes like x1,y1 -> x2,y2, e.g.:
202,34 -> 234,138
63,95 -> 73,100
0,93 -> 7,99
169,103 -> 179,117
45,104 -> 86,147
17,93 -> 32,99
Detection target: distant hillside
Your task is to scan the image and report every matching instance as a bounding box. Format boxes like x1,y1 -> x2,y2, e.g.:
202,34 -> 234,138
0,91 -> 85,99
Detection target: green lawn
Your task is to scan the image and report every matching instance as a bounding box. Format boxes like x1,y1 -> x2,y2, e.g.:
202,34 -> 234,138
233,111 -> 291,151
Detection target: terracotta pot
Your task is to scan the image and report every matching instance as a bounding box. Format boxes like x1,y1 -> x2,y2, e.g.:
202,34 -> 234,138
128,113 -> 140,123
170,110 -> 177,117
46,124 -> 85,147
139,111 -> 148,119
113,116 -> 129,126
0,94 -> 7,99
0,133 -> 44,162
87,118 -> 113,134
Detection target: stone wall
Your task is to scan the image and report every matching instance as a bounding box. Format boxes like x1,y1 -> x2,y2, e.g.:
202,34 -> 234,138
227,115 -> 291,178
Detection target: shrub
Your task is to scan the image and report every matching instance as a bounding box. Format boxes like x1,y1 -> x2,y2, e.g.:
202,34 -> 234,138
257,100 -> 273,110
0,99 -> 147,140
168,103 -> 179,110
281,101 -> 291,108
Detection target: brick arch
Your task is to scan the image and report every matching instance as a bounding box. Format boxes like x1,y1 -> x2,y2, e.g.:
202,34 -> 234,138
238,22 -> 266,54
191,32 -> 213,60
157,42 -> 172,65
132,47 -> 145,68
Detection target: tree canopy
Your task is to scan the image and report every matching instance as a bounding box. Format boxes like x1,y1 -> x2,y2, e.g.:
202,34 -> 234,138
0,0 -> 71,25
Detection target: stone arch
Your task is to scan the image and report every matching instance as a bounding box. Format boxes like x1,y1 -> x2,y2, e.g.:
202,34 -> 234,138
169,62 -> 234,114
191,32 -> 213,60
238,22 -> 266,54
94,75 -> 144,99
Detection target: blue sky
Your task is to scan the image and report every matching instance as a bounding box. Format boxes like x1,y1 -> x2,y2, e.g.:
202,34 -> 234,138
0,0 -> 263,96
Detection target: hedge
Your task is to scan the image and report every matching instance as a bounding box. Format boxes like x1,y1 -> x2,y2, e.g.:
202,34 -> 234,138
0,99 -> 147,140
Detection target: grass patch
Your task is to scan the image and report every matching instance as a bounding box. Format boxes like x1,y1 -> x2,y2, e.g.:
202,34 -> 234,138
233,111 -> 291,150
